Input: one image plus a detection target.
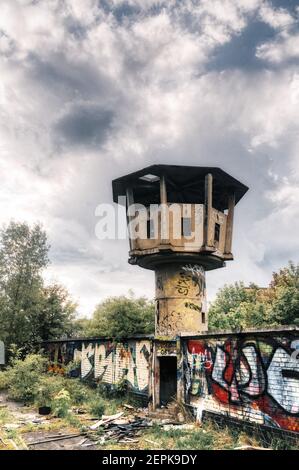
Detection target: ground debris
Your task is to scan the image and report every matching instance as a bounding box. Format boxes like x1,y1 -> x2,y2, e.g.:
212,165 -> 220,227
27,432 -> 85,446
162,423 -> 195,431
78,438 -> 88,446
94,416 -> 152,444
144,438 -> 160,446
233,445 -> 272,451
123,404 -> 135,410
89,411 -> 124,430
73,407 -> 86,415
8,439 -> 19,450
119,438 -> 139,444
4,423 -> 21,430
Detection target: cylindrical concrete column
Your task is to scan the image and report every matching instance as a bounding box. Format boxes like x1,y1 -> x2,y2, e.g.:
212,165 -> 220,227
155,263 -> 207,338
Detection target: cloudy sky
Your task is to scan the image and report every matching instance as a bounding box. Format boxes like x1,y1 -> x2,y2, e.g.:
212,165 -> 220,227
0,0 -> 298,316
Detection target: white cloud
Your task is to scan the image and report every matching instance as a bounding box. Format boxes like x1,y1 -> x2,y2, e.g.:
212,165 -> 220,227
256,2 -> 299,64
256,30 -> 299,63
0,0 -> 298,315
259,2 -> 295,30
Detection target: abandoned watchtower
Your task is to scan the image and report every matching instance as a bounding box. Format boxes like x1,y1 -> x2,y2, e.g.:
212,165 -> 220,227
44,171 -> 299,430
112,165 -> 248,339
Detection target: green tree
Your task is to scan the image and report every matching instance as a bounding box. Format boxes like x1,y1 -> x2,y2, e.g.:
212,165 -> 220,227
0,222 -> 49,349
33,284 -> 77,341
208,261 -> 299,330
72,317 -> 92,337
269,261 -> 299,326
83,293 -> 155,340
0,222 -> 77,351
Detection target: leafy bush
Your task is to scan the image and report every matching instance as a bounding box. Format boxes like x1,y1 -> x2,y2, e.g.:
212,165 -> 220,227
88,397 -> 106,418
0,353 -> 107,419
96,378 -> 127,399
35,374 -> 65,407
64,360 -> 81,378
96,382 -> 111,398
6,354 -> 47,403
0,371 -> 10,391
64,379 -> 92,405
6,344 -> 24,365
52,389 -> 71,417
114,378 -> 128,397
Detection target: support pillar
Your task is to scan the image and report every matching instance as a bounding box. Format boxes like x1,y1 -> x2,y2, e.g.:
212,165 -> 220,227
155,263 -> 207,338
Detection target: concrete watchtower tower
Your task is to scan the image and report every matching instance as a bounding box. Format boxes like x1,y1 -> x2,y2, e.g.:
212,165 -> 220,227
112,165 -> 248,339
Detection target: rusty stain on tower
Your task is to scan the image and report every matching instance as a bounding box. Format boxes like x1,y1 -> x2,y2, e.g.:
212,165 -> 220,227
112,165 -> 248,341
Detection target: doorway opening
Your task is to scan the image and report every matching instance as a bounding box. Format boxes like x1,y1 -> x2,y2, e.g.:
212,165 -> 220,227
159,356 -> 177,406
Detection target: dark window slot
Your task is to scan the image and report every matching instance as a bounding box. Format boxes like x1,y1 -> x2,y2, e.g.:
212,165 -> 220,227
214,223 -> 220,243
181,217 -> 192,237
147,219 -> 155,239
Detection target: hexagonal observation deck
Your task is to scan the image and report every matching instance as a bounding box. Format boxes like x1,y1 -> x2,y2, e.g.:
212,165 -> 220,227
113,165 -> 248,337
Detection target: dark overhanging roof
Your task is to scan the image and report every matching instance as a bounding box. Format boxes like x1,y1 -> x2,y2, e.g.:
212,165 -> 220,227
112,164 -> 249,211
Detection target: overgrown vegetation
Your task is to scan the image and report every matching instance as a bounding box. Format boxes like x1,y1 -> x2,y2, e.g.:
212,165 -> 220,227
209,261 -> 299,330
0,354 -> 131,418
0,354 -> 91,412
0,354 -> 47,403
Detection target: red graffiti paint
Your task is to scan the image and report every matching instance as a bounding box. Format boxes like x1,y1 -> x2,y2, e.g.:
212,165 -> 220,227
187,340 -> 205,355
223,342 -> 234,384
186,336 -> 299,433
255,396 -> 299,432
211,382 -> 230,404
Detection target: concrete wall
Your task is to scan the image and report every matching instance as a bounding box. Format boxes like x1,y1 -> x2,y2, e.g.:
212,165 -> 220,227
180,328 -> 299,433
43,327 -> 299,434
44,337 -> 152,402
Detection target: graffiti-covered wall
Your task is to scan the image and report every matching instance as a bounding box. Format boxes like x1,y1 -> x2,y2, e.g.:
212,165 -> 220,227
44,336 -> 152,401
182,329 -> 299,433
43,328 -> 299,434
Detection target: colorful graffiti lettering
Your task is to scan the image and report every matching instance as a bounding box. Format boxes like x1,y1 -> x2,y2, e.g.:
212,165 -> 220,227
44,330 -> 299,434
184,335 -> 299,432
46,339 -> 151,397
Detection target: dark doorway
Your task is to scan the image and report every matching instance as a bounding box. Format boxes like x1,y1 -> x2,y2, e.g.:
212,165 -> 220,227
159,356 -> 177,406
